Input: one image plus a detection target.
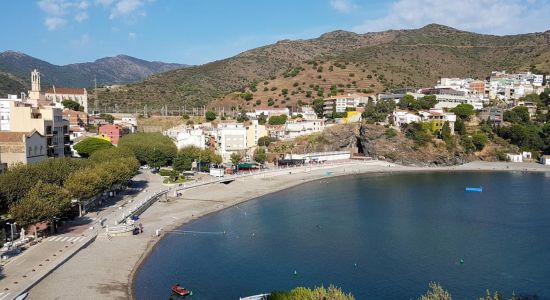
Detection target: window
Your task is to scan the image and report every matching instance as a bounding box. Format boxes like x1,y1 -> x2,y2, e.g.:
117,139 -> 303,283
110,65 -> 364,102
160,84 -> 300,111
28,147 -> 31,156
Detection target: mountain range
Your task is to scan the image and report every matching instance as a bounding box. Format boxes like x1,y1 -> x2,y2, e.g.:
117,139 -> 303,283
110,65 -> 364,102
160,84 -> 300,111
0,51 -> 188,96
96,24 -> 550,112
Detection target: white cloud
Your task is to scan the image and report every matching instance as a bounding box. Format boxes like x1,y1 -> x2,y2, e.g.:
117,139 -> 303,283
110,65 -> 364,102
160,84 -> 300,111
109,0 -> 144,19
44,17 -> 67,31
75,11 -> 89,22
354,0 -> 550,35
329,0 -> 357,13
128,32 -> 137,40
38,0 -> 91,30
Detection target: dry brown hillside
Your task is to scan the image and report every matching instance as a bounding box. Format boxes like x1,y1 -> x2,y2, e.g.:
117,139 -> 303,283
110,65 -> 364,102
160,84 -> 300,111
211,59 -> 382,112
96,24 -> 550,113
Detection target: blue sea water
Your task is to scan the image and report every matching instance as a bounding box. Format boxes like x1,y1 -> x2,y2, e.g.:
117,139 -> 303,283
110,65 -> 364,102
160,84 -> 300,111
135,172 -> 550,300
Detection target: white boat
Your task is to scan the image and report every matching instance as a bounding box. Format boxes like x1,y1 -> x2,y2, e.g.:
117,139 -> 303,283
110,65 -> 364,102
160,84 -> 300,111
239,294 -> 270,300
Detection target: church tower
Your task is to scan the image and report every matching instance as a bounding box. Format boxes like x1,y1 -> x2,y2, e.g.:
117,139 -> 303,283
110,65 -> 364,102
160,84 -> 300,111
28,69 -> 44,101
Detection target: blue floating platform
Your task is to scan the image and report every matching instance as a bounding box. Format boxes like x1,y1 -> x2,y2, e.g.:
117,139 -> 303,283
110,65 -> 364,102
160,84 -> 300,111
465,187 -> 483,192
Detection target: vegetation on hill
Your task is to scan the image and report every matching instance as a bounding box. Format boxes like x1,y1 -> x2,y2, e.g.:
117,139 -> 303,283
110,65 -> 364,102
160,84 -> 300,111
0,71 -> 26,97
96,24 -> 550,112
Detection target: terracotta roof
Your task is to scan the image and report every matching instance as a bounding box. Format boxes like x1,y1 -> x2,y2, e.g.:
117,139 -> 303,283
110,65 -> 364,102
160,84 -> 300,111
0,130 -> 41,143
45,87 -> 86,95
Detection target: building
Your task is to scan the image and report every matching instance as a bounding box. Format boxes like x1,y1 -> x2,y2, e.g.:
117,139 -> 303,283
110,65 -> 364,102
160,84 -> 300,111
8,102 -> 70,157
479,107 -> 504,125
45,87 -> 88,113
467,80 -> 486,95
541,155 -> 550,165
392,110 -> 421,127
418,109 -> 456,134
216,123 -> 247,162
515,101 -> 538,119
283,119 -> 325,140
0,130 -> 47,167
507,153 -> 523,163
176,128 -> 206,149
28,69 -> 45,102
246,120 -> 267,147
323,93 -> 368,115
63,109 -> 89,129
0,94 -> 23,131
99,124 -> 129,145
253,108 -> 290,118
284,151 -> 351,163
343,111 -> 362,124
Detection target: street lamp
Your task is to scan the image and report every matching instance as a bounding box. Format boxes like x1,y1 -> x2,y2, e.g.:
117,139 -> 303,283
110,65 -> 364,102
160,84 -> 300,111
6,222 -> 17,242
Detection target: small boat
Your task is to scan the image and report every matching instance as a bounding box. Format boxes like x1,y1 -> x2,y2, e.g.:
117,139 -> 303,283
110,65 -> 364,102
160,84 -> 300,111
465,187 -> 483,192
171,284 -> 192,297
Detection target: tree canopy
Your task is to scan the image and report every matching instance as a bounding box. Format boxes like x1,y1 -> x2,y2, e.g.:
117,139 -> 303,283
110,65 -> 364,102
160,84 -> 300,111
62,99 -> 81,111
172,146 -> 222,172
268,114 -> 288,125
205,111 -> 217,121
230,152 -> 243,166
73,137 -> 113,158
118,133 -> 177,167
9,181 -> 72,226
253,148 -> 267,164
452,104 -> 475,120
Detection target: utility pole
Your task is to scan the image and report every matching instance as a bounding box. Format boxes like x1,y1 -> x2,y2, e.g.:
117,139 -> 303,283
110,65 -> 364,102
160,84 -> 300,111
94,77 -> 98,115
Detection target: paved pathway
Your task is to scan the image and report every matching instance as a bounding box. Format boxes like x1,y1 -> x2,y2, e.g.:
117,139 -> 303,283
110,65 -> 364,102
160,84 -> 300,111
0,169 -> 164,300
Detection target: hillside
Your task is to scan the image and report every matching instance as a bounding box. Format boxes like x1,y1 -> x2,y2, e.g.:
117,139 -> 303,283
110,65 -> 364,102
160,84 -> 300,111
0,51 -> 188,88
0,71 -> 26,97
96,24 -> 550,112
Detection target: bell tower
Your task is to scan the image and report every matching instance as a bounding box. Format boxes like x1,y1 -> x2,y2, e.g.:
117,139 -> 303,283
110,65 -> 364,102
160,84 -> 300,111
28,69 -> 42,100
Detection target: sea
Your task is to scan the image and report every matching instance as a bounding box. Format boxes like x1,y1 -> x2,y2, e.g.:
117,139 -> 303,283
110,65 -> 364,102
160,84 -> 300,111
134,171 -> 550,299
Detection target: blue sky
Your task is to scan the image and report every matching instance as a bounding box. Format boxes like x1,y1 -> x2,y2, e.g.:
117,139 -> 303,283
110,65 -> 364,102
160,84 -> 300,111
0,0 -> 549,66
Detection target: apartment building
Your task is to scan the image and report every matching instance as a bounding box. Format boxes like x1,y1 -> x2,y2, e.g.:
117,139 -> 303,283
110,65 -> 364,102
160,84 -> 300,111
8,102 -> 69,157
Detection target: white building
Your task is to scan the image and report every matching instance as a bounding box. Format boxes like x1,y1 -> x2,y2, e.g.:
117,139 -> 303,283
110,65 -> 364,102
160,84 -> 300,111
45,87 -> 89,113
541,155 -> 550,165
253,108 -> 290,118
323,93 -> 369,115
295,106 -> 319,120
217,123 -> 247,162
176,129 -> 206,149
283,119 -> 326,140
507,153 -> 523,163
392,110 -> 421,127
284,151 -> 351,162
0,94 -> 23,131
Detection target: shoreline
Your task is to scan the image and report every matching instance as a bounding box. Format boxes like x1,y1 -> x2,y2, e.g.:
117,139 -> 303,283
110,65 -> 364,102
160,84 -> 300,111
26,161 -> 550,300
128,161 -> 550,299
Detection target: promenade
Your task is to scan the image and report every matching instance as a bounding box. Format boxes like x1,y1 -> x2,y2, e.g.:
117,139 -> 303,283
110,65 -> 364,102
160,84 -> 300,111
0,169 -> 165,300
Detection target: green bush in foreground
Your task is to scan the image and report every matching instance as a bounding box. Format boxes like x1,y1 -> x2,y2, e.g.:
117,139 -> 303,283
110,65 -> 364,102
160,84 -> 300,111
267,285 -> 354,300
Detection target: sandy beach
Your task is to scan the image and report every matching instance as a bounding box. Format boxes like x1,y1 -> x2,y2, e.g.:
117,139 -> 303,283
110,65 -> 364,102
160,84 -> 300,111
26,160 -> 550,300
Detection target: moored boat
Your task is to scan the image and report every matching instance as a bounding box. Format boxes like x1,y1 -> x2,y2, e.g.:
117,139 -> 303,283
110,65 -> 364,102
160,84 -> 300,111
171,284 -> 192,297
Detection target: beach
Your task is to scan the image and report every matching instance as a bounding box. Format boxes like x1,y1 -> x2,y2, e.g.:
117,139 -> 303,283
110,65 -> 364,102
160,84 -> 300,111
26,160 -> 550,300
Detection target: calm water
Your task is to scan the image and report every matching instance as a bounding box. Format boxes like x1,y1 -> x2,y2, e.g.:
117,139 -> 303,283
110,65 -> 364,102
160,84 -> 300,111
135,172 -> 550,299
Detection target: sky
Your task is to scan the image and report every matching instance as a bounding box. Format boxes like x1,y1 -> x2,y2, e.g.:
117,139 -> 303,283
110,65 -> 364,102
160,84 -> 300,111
0,0 -> 549,66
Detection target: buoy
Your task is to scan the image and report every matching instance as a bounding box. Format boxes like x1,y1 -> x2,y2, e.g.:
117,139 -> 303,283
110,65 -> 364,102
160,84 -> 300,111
354,263 -> 357,267
293,270 -> 297,276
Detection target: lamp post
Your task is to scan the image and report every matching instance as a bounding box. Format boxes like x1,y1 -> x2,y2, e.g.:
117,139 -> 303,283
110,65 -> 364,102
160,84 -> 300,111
6,222 -> 17,241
